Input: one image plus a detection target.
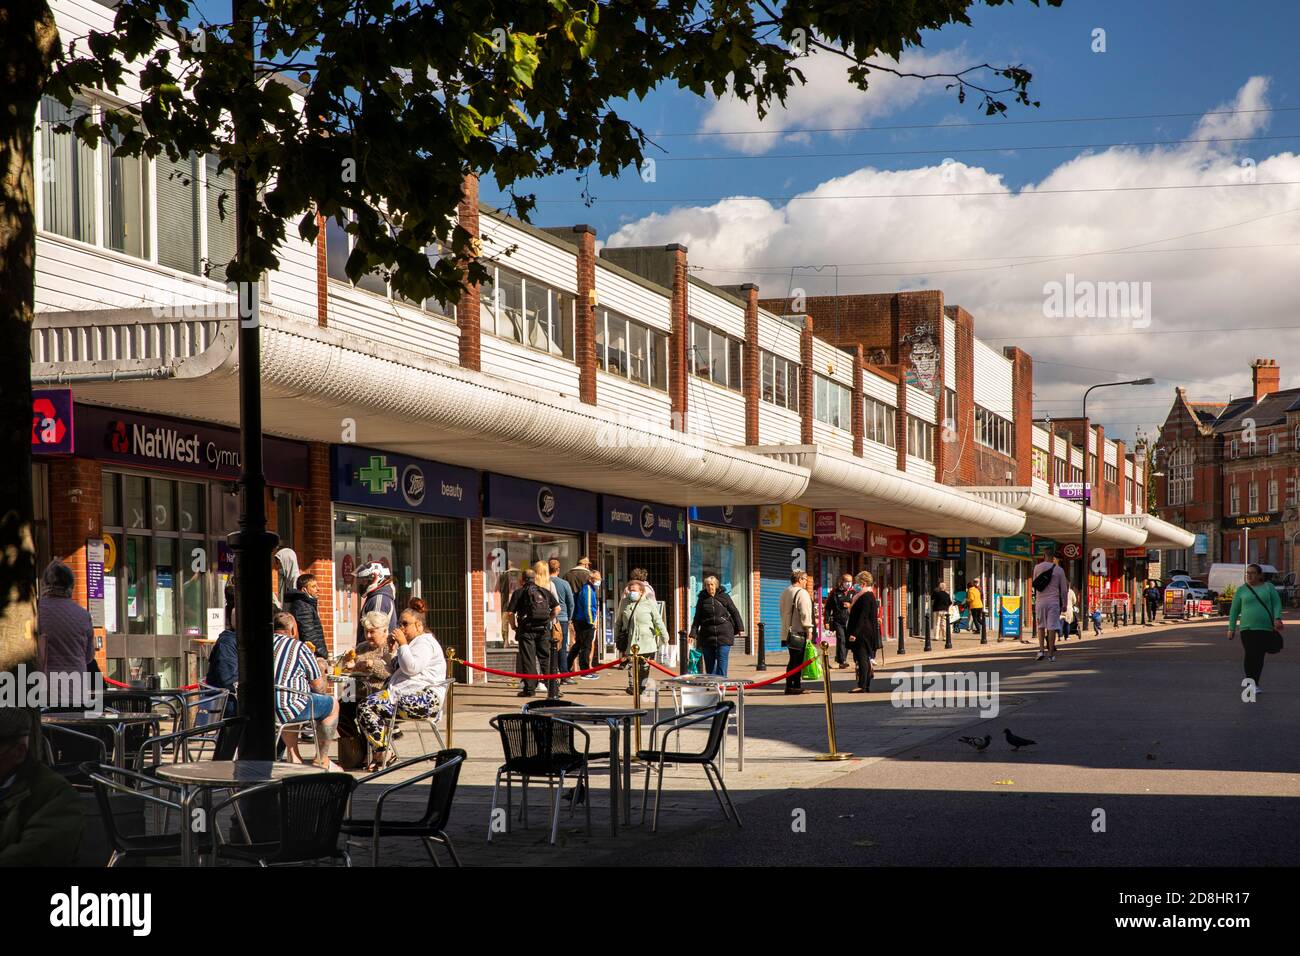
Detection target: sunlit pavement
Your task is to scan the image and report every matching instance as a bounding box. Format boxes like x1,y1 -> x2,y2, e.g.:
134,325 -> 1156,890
319,615 -> 1300,866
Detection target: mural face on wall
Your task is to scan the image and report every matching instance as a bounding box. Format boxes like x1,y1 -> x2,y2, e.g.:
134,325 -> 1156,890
902,322 -> 939,395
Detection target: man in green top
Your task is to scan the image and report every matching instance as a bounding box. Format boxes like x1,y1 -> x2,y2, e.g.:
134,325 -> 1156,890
1226,563 -> 1284,692
0,706 -> 85,866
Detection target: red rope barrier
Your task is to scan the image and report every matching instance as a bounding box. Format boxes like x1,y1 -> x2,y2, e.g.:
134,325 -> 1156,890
455,656 -> 627,681
103,677 -> 200,691
639,654 -> 815,688
645,658 -> 677,676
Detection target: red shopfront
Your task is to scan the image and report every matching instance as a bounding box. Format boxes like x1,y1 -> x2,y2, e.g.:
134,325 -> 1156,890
865,523 -> 917,644
812,512 -> 865,656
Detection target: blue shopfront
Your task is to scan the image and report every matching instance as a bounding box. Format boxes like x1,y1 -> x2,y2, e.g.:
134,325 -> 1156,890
482,474 -> 598,657
688,506 -> 758,650
598,494 -> 685,650
330,445 -> 478,664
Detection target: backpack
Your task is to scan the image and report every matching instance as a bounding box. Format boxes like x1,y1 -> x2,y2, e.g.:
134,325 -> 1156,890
519,583 -> 552,627
1032,567 -> 1054,593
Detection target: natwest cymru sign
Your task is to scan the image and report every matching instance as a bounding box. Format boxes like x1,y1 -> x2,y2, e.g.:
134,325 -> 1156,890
70,405 -> 309,487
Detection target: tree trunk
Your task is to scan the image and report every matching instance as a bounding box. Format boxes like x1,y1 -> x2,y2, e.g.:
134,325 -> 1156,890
0,2 -> 60,673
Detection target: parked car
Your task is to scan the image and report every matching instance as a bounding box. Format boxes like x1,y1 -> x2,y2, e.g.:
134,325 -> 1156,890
1165,575 -> 1215,602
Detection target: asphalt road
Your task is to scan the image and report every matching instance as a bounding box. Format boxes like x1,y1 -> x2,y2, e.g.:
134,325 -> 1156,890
595,619 -> 1299,865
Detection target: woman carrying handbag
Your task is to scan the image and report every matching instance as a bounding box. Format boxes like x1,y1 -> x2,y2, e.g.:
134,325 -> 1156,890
845,570 -> 882,693
1227,563 -> 1284,692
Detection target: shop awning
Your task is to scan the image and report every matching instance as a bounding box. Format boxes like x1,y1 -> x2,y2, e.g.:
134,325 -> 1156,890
1113,513 -> 1196,549
33,308 -> 810,507
966,487 -> 1147,548
753,446 -> 1026,537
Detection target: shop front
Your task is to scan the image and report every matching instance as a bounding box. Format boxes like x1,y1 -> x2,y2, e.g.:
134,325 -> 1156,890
331,445 -> 477,663
968,535 -> 1033,636
756,505 -> 813,655
807,511 -> 864,656
33,401 -> 311,687
483,474 -> 597,667
598,494 -> 685,651
865,523 -> 907,644
688,506 -> 756,643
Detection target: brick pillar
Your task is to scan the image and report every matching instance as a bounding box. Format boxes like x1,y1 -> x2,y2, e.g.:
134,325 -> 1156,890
572,225 -> 598,405
1047,425 -> 1056,493
799,316 -> 814,445
1005,345 -> 1034,486
1116,440 -> 1128,512
1094,424 -> 1106,507
894,371 -> 909,471
852,345 -> 865,458
457,173 -> 482,372
668,244 -> 690,431
315,212 -> 328,327
48,457 -> 105,669
467,518 -> 485,683
750,531 -> 762,655
741,284 -> 760,445
302,443 -> 335,654
676,541 -> 690,646
952,307 -> 977,485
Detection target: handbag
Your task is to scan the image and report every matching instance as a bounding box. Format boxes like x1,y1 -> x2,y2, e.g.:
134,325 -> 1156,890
802,635 -> 823,681
1243,584 -> 1284,653
687,647 -> 705,674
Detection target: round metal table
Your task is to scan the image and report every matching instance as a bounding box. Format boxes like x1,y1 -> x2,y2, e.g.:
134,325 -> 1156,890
41,709 -> 163,770
536,706 -> 647,836
651,674 -> 747,774
155,760 -> 327,866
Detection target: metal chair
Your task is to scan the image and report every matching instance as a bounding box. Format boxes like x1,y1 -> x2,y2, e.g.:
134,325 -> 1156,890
82,762 -> 212,867
638,701 -> 740,832
212,773 -> 356,867
488,713 -> 592,845
521,698 -> 609,805
380,678 -> 455,760
43,724 -> 109,788
341,749 -> 466,866
136,716 -> 247,770
274,684 -> 323,759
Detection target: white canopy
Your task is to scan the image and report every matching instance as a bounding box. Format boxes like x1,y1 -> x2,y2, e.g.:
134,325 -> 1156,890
966,487 -> 1148,548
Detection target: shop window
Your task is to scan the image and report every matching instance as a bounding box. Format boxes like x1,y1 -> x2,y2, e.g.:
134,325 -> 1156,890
688,319 -> 743,393
483,524 -> 581,648
40,96 -> 97,244
814,374 -> 851,430
864,396 -> 896,447
760,350 -> 799,412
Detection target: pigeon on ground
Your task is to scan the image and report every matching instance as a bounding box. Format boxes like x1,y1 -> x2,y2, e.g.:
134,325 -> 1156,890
959,734 -> 992,752
1003,728 -> 1037,750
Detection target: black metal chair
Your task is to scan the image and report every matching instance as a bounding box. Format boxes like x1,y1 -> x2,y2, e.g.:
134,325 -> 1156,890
522,698 -> 609,804
136,716 -> 247,770
488,713 -> 591,845
43,724 -> 110,788
638,701 -> 740,832
212,773 -> 356,866
82,762 -> 213,867
341,749 -> 466,866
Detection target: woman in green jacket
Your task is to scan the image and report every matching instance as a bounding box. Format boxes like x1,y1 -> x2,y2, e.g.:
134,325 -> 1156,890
614,579 -> 667,694
1227,563 -> 1284,690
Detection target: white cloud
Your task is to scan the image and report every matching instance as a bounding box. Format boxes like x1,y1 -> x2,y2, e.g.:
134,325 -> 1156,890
610,78 -> 1300,441
696,46 -> 975,155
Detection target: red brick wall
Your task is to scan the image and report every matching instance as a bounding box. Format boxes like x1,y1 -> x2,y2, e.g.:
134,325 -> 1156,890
669,245 -> 690,431
572,226 -> 598,405
946,306 -> 977,485
315,212 -> 328,327
742,284 -> 760,445
467,518 -> 485,681
302,443 -> 335,654
1006,346 -> 1034,487
457,174 -> 482,371
799,316 -> 814,445
851,345 -> 865,457
48,457 -> 106,670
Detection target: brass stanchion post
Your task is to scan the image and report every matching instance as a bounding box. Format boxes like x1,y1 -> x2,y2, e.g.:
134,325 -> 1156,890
631,643 -> 642,753
814,640 -> 852,761
444,648 -> 457,749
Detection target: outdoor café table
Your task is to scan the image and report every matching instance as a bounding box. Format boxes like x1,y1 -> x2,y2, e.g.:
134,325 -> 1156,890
539,706 -> 647,837
651,674 -> 747,775
41,709 -> 163,770
155,760 -> 325,866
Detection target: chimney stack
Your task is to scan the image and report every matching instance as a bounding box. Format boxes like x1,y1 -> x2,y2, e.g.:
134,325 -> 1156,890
1251,358 -> 1280,404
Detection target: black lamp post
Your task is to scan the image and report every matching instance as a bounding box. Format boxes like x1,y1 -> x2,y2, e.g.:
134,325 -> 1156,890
1079,378 -> 1156,628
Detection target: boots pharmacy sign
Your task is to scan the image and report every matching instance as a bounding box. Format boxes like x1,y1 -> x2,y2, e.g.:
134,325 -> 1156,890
332,445 -> 480,519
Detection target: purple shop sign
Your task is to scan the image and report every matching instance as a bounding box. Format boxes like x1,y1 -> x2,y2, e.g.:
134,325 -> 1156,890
1057,482 -> 1091,503
73,404 -> 311,488
85,539 -> 105,601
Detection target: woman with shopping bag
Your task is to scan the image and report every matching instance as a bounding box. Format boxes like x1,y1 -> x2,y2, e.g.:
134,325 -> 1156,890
779,570 -> 815,695
614,579 -> 668,695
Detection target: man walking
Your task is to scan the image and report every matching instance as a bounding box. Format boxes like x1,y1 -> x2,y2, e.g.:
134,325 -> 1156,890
779,570 -> 815,695
930,581 -> 952,647
549,558 -> 576,685
1031,549 -> 1069,662
508,568 -> 560,699
824,572 -> 856,669
1144,580 -> 1161,625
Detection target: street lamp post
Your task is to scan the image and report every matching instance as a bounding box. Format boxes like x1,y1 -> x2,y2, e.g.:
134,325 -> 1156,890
1079,378 -> 1156,630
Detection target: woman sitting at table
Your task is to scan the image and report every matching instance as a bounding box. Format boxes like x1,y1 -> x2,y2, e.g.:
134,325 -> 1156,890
333,611 -> 395,761
356,605 -> 447,770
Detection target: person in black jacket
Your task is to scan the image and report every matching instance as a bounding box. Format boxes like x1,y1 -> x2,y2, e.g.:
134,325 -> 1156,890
845,570 -> 881,692
824,571 -> 857,669
284,573 -> 327,659
689,575 -> 746,676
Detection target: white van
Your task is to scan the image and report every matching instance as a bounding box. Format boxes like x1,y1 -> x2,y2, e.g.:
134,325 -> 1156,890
1206,563 -> 1279,595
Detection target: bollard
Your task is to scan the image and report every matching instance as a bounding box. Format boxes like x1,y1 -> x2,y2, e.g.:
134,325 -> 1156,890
678,630 -> 689,676
814,641 -> 852,761
978,606 -> 988,645
631,644 -> 642,753
897,614 -> 905,655
444,648 -> 457,748
944,612 -> 953,650
756,622 -> 767,671
923,611 -> 933,652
